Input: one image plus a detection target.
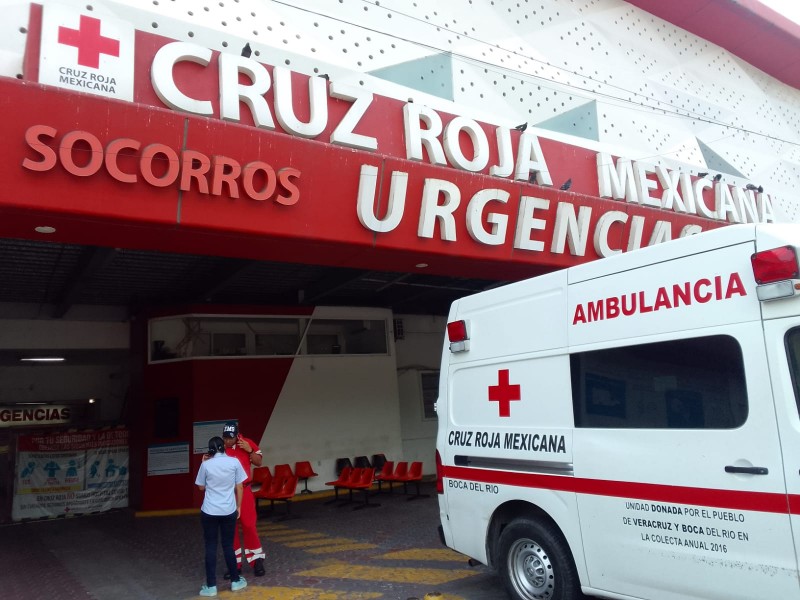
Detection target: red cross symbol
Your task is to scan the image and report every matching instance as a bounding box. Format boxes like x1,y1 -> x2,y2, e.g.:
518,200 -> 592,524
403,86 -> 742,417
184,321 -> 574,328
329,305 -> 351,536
488,369 -> 521,417
58,15 -> 120,69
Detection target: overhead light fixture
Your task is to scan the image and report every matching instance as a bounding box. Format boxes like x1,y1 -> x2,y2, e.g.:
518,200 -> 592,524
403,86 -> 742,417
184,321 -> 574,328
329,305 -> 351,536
88,398 -> 96,404
19,357 -> 65,363
34,226 -> 56,234
416,263 -> 428,268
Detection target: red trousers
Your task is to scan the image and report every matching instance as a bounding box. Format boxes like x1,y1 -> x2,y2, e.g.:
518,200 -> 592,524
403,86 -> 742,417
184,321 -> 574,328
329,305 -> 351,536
233,485 -> 264,566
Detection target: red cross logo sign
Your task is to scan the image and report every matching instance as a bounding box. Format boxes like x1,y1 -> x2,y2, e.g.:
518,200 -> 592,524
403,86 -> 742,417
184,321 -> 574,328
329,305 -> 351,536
57,15 -> 120,69
488,369 -> 521,417
38,5 -> 135,101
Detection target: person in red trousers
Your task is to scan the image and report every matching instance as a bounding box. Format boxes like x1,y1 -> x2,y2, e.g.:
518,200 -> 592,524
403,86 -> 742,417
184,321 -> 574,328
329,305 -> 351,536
222,421 -> 266,578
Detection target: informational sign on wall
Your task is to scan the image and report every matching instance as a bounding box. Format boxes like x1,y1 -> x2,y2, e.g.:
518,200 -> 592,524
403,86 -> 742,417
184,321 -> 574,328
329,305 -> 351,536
193,419 -> 236,454
12,428 -> 129,521
146,442 -> 189,476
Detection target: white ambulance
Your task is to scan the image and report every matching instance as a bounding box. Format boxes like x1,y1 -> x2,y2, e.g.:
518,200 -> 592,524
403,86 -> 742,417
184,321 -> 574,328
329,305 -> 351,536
435,223 -> 800,600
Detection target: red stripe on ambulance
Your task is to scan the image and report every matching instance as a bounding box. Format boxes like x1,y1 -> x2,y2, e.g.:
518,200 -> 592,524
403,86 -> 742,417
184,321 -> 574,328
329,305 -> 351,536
442,465 -> 792,514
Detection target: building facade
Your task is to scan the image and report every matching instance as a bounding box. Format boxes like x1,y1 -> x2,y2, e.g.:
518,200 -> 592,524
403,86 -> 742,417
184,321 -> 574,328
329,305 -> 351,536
0,0 -> 797,518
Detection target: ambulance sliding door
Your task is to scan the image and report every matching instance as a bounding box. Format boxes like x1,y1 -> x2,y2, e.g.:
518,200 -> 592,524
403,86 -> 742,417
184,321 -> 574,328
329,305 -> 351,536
571,326 -> 796,600
764,319 -> 800,593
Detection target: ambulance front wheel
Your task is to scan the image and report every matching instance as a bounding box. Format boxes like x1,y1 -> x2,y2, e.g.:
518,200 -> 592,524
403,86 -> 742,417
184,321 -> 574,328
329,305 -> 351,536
498,518 -> 583,600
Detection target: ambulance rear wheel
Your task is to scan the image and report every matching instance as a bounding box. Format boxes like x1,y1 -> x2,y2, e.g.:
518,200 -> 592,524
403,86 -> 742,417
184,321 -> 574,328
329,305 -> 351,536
498,518 -> 582,600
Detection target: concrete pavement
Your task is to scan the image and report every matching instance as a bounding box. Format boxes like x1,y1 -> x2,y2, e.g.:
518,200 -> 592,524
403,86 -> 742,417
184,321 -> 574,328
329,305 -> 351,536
0,482 -> 507,600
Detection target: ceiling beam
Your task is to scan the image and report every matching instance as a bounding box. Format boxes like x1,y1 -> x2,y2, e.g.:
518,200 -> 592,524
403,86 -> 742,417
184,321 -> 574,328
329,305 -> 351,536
52,247 -> 118,318
299,269 -> 372,304
186,259 -> 259,302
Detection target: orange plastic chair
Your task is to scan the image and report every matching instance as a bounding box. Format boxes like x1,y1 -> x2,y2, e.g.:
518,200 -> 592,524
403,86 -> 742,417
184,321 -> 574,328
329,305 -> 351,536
294,461 -> 318,494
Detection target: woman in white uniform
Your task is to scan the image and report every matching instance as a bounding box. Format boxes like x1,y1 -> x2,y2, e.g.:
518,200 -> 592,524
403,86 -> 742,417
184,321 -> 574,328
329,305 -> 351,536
195,436 -> 248,597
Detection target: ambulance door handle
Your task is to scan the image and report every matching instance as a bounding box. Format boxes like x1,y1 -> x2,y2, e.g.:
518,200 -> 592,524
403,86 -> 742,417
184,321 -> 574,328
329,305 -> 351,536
724,465 -> 768,475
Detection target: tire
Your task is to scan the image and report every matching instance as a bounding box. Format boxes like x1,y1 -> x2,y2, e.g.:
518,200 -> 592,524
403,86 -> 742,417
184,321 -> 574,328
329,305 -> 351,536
497,517 -> 583,600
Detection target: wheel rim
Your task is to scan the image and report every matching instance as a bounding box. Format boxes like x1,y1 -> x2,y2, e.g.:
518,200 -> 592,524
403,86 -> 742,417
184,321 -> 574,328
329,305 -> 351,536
507,537 -> 554,600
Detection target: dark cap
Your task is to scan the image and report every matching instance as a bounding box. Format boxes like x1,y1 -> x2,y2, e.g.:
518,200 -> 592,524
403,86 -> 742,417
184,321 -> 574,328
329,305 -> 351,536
222,422 -> 238,438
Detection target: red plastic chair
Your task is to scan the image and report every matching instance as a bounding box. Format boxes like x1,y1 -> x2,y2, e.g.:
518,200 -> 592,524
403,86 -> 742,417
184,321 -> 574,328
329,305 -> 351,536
374,460 -> 394,493
371,453 -> 387,472
329,468 -> 366,506
334,457 -> 353,476
382,461 -> 408,494
261,475 -> 299,520
324,466 -> 353,503
396,461 -> 428,500
343,467 -> 379,510
254,475 -> 284,515
273,463 -> 294,480
294,461 -> 318,494
250,466 -> 272,492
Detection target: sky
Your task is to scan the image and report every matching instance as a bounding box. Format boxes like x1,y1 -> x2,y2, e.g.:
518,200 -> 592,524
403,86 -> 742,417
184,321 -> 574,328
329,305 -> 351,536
758,0 -> 800,24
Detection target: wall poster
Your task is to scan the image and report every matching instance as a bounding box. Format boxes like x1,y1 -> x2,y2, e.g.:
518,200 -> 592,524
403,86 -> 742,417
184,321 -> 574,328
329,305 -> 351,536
12,428 -> 129,521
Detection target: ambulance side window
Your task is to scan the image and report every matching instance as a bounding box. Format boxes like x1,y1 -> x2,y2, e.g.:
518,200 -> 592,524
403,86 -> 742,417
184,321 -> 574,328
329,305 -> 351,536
570,335 -> 747,429
785,327 -> 800,417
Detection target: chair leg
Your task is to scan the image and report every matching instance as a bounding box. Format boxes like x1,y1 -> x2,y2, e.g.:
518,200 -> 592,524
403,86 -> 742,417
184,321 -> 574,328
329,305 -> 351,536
353,488 -> 380,510
276,500 -> 300,521
336,488 -> 354,507
406,480 -> 430,500
324,487 -> 341,505
300,478 -> 312,494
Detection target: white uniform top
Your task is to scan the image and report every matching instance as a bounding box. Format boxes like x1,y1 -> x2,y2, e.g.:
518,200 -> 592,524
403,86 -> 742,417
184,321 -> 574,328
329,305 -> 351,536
195,453 -> 247,516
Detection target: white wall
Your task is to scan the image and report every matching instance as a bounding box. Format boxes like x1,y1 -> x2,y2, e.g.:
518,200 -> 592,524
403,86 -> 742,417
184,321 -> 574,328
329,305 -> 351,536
394,314 -> 447,474
259,354 -> 403,490
0,318 -> 129,349
254,311 -> 447,481
257,306 -> 404,489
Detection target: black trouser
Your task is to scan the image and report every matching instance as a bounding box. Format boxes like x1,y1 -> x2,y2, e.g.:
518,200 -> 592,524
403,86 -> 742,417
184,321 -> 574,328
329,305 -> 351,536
201,510 -> 239,587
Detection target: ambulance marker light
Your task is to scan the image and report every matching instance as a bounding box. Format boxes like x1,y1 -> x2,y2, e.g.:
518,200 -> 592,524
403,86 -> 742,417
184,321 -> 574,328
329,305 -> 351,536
751,245 -> 799,284
435,450 -> 444,494
447,320 -> 470,353
756,280 -> 795,301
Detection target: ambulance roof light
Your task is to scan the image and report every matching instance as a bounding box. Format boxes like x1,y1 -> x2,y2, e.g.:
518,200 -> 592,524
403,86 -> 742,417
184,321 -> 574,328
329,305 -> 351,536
751,245 -> 799,284
447,320 -> 470,353
447,320 -> 469,343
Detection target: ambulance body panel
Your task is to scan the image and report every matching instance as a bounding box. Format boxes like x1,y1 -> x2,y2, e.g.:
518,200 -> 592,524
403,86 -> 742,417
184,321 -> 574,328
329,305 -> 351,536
436,224 -> 800,600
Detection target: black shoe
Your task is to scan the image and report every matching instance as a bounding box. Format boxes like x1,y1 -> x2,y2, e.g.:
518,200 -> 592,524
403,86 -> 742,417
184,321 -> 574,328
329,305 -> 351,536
223,569 -> 241,580
253,558 -> 265,577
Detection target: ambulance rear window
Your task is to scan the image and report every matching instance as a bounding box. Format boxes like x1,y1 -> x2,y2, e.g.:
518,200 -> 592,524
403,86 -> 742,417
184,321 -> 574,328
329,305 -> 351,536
785,327 -> 800,417
570,335 -> 747,429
